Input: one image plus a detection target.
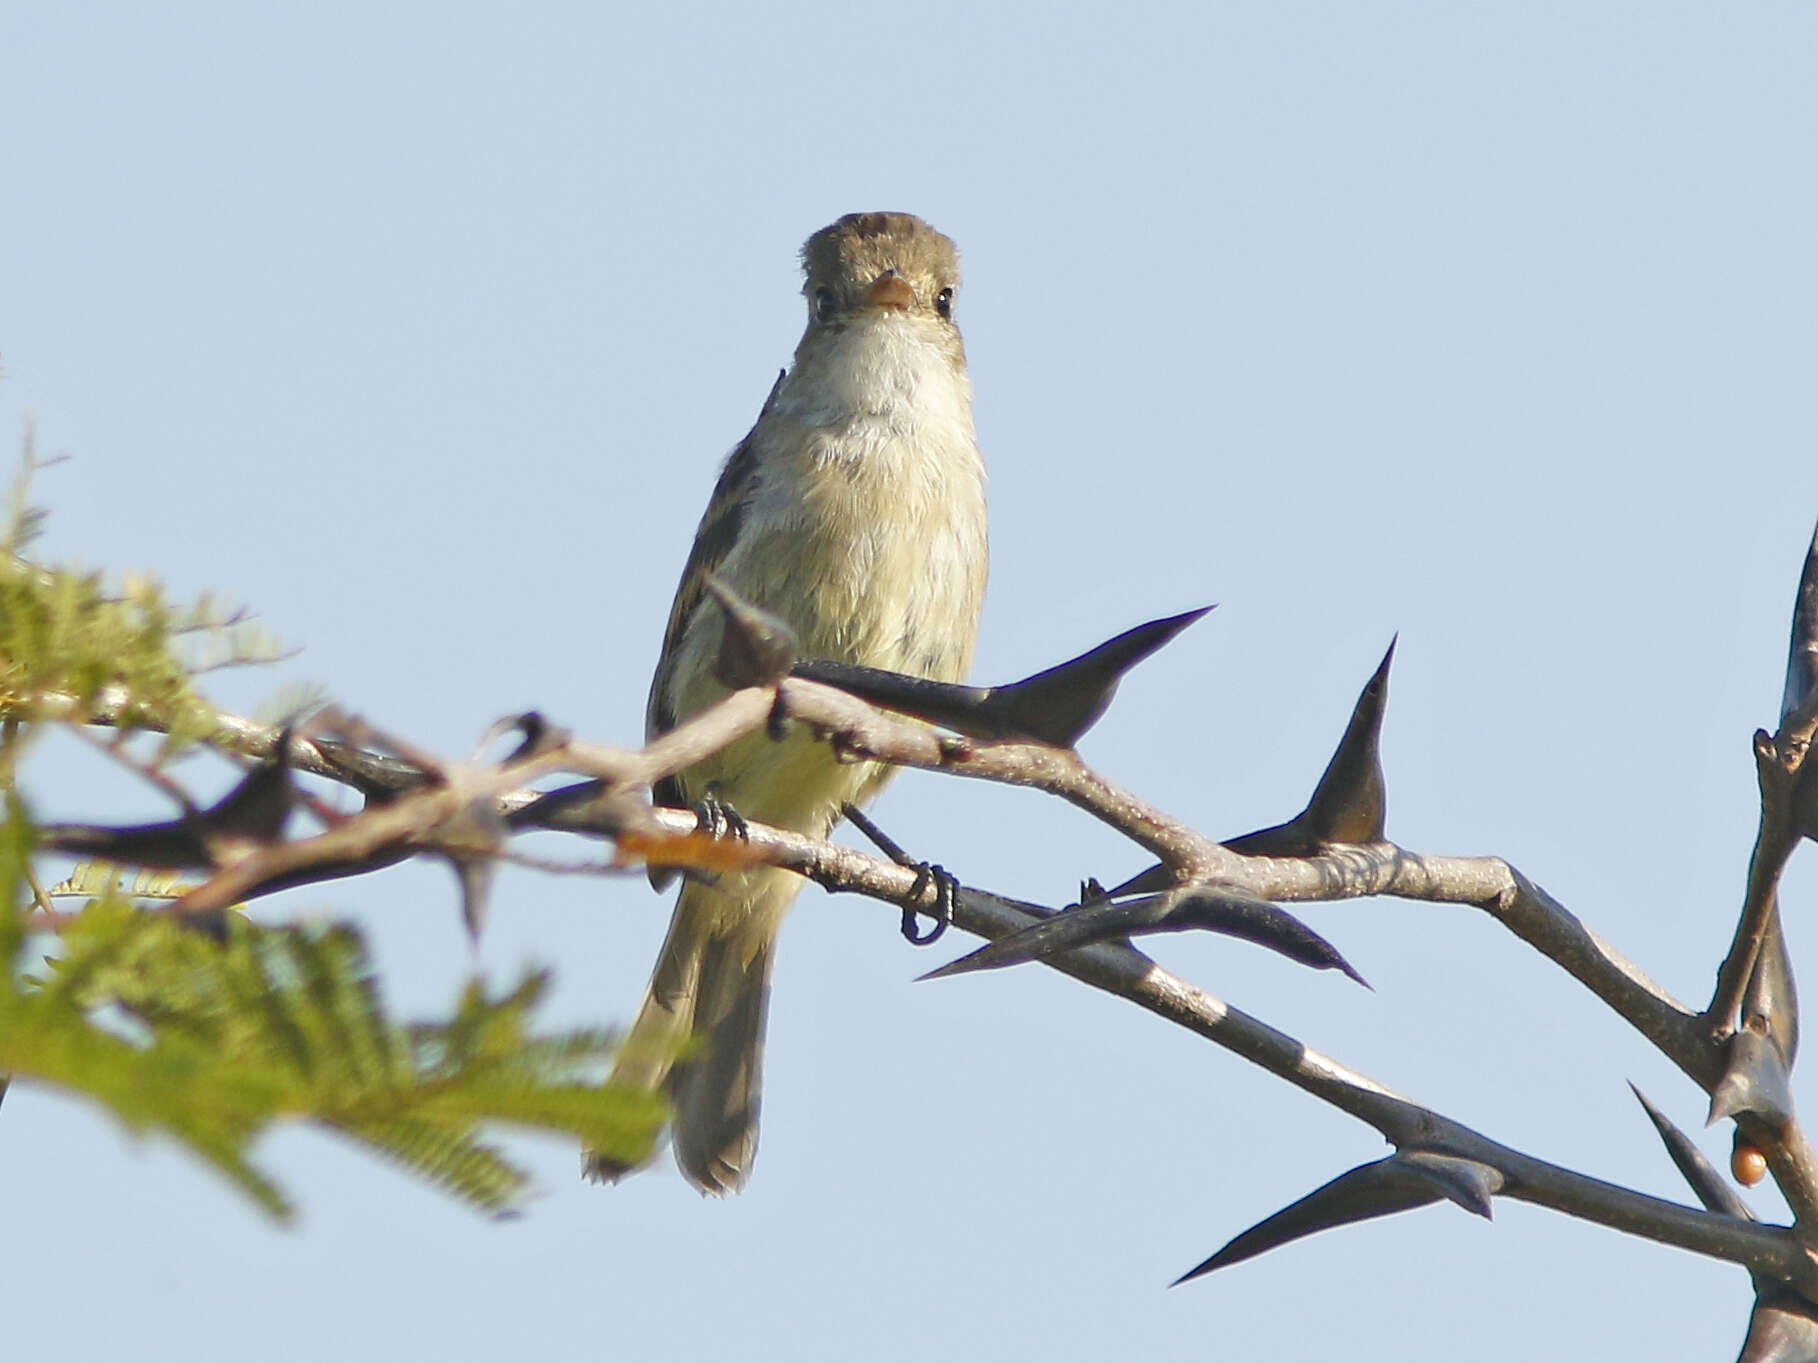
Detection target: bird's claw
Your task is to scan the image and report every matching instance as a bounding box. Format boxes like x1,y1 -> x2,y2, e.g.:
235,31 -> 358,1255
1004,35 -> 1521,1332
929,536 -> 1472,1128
901,862 -> 958,946
693,791 -> 750,842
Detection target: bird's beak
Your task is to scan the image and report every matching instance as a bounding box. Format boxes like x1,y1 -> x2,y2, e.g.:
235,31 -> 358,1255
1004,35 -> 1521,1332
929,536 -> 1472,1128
861,270 -> 916,311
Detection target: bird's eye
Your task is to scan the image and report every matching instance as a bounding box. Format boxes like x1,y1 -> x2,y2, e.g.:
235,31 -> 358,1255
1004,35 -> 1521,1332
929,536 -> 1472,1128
935,286 -> 954,321
812,286 -> 838,324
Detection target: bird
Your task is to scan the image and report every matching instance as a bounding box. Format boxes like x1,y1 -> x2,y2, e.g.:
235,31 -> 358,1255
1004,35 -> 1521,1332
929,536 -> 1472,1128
586,212 -> 990,1194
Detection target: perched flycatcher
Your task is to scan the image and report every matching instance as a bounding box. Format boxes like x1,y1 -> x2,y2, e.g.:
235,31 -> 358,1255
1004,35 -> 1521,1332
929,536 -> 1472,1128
587,212 -> 990,1194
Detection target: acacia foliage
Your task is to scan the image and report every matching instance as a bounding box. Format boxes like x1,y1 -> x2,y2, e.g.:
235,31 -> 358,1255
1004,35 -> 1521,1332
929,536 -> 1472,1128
0,453 -> 664,1219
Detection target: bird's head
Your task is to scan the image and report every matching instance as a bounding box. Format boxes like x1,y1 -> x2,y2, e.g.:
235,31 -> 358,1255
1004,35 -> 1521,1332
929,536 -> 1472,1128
798,212 -> 962,348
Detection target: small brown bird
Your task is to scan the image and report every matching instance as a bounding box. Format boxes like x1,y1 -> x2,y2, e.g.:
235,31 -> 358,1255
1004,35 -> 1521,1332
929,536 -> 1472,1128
587,212 -> 990,1193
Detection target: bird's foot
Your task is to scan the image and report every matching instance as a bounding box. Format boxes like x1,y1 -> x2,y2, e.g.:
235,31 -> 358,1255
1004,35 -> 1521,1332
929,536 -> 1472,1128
901,861 -> 958,946
840,802 -> 959,946
693,790 -> 750,843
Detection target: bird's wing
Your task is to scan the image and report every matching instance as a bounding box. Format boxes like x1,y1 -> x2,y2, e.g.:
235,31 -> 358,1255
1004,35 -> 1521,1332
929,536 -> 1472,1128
645,369 -> 785,812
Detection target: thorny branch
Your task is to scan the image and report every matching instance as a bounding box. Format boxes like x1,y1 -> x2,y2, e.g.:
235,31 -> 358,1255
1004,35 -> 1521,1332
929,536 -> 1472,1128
13,559 -> 1818,1348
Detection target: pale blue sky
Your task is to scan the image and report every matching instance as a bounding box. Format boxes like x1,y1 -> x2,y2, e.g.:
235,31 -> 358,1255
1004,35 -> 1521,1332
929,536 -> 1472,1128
3,4 -> 1815,1359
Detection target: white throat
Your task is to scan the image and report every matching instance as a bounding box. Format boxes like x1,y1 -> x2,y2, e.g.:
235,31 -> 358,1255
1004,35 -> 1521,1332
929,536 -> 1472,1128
778,315 -> 976,464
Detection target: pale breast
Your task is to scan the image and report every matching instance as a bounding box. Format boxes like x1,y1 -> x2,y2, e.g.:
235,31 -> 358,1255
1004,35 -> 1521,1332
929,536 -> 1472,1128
664,317 -> 988,833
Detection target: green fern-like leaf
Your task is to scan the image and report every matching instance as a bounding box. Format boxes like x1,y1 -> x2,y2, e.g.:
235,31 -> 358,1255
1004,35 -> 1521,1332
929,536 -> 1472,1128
0,448 -> 663,1219
0,805 -> 664,1220
0,793 -> 29,968
0,445 -> 286,749
340,1116 -> 528,1215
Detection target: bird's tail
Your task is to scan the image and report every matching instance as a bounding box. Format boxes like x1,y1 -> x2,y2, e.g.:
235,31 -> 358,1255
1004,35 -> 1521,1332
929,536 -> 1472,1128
585,870 -> 787,1195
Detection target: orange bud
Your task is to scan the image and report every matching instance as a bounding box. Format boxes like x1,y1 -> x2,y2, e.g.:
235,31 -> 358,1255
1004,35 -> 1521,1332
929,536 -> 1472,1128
1732,1143 -> 1768,1187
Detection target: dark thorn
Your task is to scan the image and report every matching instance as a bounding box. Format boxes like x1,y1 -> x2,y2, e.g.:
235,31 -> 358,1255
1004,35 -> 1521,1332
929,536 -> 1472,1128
507,777 -> 606,829
1163,887 -> 1369,987
515,710 -> 558,757
918,901 -> 1124,981
792,660 -> 982,732
474,711 -> 564,764
313,737 -> 431,801
1779,521 -> 1818,847
1744,899 -> 1800,1067
1104,861 -> 1172,899
221,766 -> 514,912
639,769 -> 690,894
465,716 -> 549,770
792,606 -> 1214,747
1779,517 -> 1818,725
37,730 -> 299,870
510,777 -> 661,886
1629,1083 -> 1755,1221
919,884 -> 1366,986
1394,1151 -> 1503,1220
199,844 -> 415,905
701,572 -> 799,690
1226,639 -> 1395,855
766,691 -> 791,743
35,819 -> 212,869
976,605 -> 1216,748
452,854 -> 498,943
650,771 -> 687,813
1710,1028 -> 1796,1129
203,729 -> 300,846
1172,1151 -> 1500,1286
